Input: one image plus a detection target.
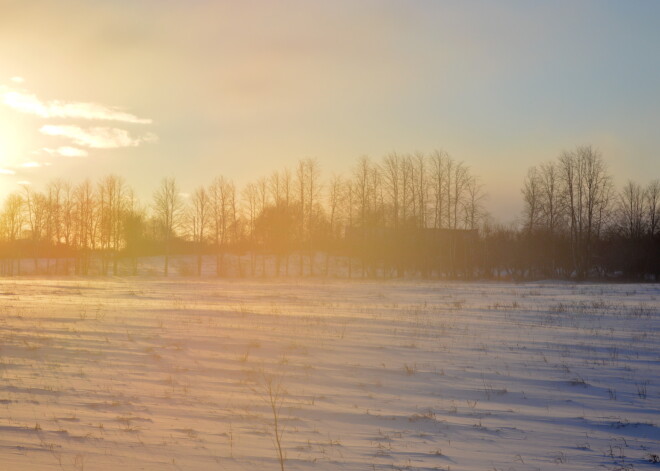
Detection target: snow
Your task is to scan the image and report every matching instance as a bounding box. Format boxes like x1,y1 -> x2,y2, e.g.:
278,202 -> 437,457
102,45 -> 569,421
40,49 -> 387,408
0,278 -> 658,470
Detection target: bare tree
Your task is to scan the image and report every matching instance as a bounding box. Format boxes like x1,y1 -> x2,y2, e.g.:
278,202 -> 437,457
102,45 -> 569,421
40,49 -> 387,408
444,157 -> 454,229
381,153 -> 402,229
295,161 -> 307,275
325,173 -> 345,275
73,179 -> 96,275
153,178 -> 184,276
353,156 -> 374,230
307,160 -> 323,275
45,180 -> 65,272
22,185 -> 49,272
538,161 -> 562,274
242,182 -> 259,275
413,151 -> 428,228
352,156 -> 374,277
228,181 -> 242,276
1,192 -> 24,274
189,186 -> 210,275
209,176 -> 233,276
97,175 -> 127,275
559,146 -> 612,278
521,167 -> 541,236
617,181 -> 646,240
59,181 -> 75,274
257,176 -> 270,275
401,155 -> 412,226
122,188 -> 146,275
430,150 -> 448,228
280,168 -> 293,274
463,175 -> 486,230
294,158 -> 321,275
344,179 -> 356,278
369,161 -> 383,227
645,180 -> 660,238
451,162 -> 469,230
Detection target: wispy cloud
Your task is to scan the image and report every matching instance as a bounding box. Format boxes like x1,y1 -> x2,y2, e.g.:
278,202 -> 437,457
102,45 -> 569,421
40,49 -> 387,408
40,125 -> 157,149
42,146 -> 89,157
1,87 -> 152,124
21,161 -> 42,168
0,80 -> 157,177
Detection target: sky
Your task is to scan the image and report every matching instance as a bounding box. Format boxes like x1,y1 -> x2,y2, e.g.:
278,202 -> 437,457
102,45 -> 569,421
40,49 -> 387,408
0,0 -> 659,222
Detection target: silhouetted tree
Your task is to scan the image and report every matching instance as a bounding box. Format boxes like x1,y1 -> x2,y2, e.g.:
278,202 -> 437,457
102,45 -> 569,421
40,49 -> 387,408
188,186 -> 210,276
153,178 -> 184,276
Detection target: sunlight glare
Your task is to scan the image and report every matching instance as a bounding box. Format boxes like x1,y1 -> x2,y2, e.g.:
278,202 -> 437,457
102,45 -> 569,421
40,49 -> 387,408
0,110 -> 26,168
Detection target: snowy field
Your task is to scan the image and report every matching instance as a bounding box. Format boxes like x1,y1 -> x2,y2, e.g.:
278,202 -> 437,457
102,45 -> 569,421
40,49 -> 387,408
0,278 -> 658,470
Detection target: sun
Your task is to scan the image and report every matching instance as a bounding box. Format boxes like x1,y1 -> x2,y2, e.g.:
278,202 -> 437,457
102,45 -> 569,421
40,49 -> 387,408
0,109 -> 28,169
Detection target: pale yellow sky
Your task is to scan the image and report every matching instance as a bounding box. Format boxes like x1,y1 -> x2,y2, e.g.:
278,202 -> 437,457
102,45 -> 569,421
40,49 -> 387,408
1,1 -> 659,221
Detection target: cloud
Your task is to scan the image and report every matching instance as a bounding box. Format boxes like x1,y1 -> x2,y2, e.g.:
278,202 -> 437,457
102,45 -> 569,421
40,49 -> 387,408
0,81 -> 156,175
1,88 -> 152,124
40,125 -> 157,149
42,146 -> 89,157
21,161 -> 41,168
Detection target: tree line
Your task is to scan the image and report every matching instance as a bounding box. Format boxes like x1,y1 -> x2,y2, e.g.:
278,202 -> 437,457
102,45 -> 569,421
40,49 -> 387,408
516,145 -> 659,279
0,146 -> 658,279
